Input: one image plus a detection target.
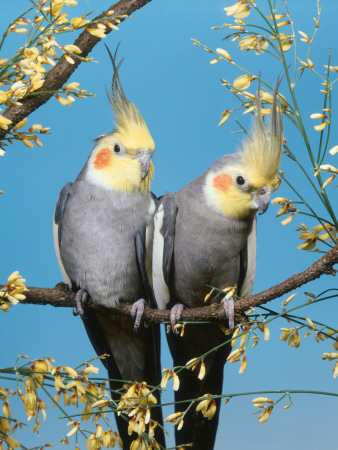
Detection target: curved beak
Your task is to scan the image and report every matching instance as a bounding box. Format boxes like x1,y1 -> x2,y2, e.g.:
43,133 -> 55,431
252,186 -> 271,215
136,149 -> 151,180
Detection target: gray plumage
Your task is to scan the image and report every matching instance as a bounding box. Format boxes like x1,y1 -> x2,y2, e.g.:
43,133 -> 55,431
151,82 -> 282,449
57,171 -> 151,308
153,154 -> 256,310
54,134 -> 164,448
151,155 -> 258,450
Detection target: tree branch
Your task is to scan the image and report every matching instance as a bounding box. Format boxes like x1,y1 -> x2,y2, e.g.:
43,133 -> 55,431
9,244 -> 337,324
0,0 -> 152,140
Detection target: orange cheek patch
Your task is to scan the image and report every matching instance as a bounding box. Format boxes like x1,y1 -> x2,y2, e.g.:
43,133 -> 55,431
213,173 -> 233,191
93,148 -> 112,169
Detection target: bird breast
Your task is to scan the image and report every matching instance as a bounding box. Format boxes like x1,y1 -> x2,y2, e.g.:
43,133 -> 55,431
60,180 -> 150,307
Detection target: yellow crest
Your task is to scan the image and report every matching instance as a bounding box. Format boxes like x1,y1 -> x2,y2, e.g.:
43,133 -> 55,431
106,45 -> 155,153
241,80 -> 283,188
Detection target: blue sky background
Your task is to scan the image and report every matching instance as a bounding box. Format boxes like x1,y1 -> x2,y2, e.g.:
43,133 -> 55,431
1,1 -> 338,449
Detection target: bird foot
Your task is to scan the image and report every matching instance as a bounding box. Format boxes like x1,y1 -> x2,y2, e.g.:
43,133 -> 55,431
221,296 -> 235,329
73,289 -> 88,317
131,298 -> 146,331
170,303 -> 185,333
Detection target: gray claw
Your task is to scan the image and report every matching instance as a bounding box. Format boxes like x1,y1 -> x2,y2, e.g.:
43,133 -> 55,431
131,298 -> 146,331
170,303 -> 184,333
221,296 -> 235,329
73,289 -> 87,317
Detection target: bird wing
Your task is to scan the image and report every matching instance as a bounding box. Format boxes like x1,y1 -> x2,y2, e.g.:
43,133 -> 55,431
135,193 -> 157,308
239,215 -> 257,298
151,195 -> 178,310
53,182 -> 73,288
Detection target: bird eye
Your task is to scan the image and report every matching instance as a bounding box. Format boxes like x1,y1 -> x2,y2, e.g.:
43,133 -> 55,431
114,144 -> 120,153
236,176 -> 245,186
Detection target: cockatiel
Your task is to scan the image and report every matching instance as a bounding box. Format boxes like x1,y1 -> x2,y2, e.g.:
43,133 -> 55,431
151,85 -> 283,449
54,48 -> 165,448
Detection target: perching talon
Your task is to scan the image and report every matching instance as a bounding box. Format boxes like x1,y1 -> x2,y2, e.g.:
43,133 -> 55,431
131,298 -> 146,331
73,289 -> 88,317
170,303 -> 185,332
221,296 -> 235,329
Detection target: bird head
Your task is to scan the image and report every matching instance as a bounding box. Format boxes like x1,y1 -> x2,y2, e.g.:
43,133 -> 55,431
87,46 -> 155,194
205,83 -> 283,220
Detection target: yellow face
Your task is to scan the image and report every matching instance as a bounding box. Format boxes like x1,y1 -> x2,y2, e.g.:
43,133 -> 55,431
204,164 -> 276,220
87,134 -> 154,193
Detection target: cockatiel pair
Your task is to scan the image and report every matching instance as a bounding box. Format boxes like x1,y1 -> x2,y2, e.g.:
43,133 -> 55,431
54,47 -> 283,449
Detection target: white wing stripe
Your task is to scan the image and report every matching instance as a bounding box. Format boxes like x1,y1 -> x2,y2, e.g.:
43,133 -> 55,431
152,205 -> 170,310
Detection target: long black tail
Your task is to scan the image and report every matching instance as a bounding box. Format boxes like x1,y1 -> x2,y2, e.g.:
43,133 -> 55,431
167,323 -> 231,450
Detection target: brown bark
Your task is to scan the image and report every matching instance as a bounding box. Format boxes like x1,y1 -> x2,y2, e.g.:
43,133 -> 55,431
0,0 -> 153,140
8,244 -> 337,324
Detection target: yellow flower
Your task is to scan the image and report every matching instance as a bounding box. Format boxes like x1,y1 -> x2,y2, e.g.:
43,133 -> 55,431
281,213 -> 295,225
224,0 -> 251,19
319,164 -> 338,174
185,357 -> 200,370
172,371 -> 180,391
86,27 -> 106,38
218,110 -> 231,126
24,390 -> 37,412
64,54 -> 75,64
288,331 -> 301,348
13,118 -> 28,131
227,348 -> 244,363
310,113 -> 326,119
55,94 -> 73,106
314,121 -> 327,131
233,74 -> 254,90
282,293 -> 297,307
333,361 -> 338,379
0,114 -> 12,130
239,35 -> 257,51
60,366 -> 76,378
66,420 -> 79,437
196,395 -> 217,420
216,48 -> 232,61
0,91 -> 9,104
280,328 -> 291,342
298,223 -> 336,250
298,30 -> 311,43
263,324 -> 270,341
86,434 -> 100,450
239,356 -> 247,374
160,371 -> 170,389
321,174 -> 335,190
272,197 -> 290,205
252,397 -> 273,405
63,82 -> 80,91
81,364 -> 99,374
165,412 -> 183,422
255,37 -> 268,54
5,436 -> 20,448
325,65 -> 338,73
258,406 -> 273,423
2,402 -> 11,419
0,417 -> 11,434
231,327 -> 240,348
281,39 -> 293,52
130,438 -> 148,450
24,47 -> 39,61
62,44 -> 81,54
198,361 -> 206,380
